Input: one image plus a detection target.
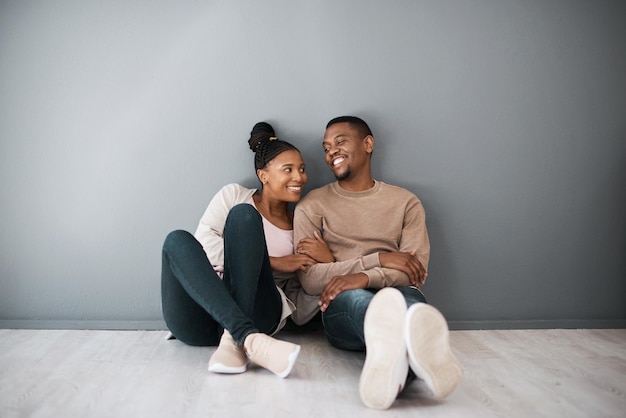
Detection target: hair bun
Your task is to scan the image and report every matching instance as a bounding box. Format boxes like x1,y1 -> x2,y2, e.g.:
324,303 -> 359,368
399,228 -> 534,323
248,122 -> 276,153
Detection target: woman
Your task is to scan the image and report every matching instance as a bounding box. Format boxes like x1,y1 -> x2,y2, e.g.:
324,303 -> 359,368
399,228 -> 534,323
161,122 -> 331,378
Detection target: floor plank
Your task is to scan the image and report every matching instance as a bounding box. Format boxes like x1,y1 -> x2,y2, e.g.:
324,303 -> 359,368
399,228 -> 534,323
1,329 -> 625,417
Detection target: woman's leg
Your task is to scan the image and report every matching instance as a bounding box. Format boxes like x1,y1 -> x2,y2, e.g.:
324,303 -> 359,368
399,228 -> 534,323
162,219 -> 300,378
222,204 -> 283,337
161,229 -> 258,346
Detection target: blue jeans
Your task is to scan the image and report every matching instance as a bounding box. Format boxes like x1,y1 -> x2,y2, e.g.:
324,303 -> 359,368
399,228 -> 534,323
322,286 -> 427,351
161,204 -> 282,347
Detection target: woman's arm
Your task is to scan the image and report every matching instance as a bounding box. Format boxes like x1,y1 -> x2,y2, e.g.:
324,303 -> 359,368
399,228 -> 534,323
296,230 -> 335,263
194,184 -> 256,275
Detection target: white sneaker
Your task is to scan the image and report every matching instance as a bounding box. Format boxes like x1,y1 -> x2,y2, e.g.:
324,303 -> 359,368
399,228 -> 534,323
405,303 -> 462,398
208,330 -> 248,374
359,288 -> 409,410
243,333 -> 300,378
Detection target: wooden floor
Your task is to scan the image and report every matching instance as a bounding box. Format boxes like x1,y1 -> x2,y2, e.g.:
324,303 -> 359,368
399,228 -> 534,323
1,328 -> 625,417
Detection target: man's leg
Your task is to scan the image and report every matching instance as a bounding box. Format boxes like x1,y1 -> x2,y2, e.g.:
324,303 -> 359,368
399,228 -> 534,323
321,289 -> 374,351
321,287 -> 428,351
402,287 -> 462,398
396,285 -> 428,306
322,288 -> 411,410
358,288 -> 411,410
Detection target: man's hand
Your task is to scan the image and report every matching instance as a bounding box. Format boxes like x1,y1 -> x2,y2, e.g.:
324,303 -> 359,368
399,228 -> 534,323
296,230 -> 335,263
318,273 -> 369,312
270,254 -> 317,273
379,251 -> 428,286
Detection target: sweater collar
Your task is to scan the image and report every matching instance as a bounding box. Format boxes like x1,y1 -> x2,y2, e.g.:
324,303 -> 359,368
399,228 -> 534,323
331,180 -> 382,198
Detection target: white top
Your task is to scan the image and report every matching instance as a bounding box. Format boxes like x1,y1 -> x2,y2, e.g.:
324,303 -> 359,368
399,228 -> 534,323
249,196 -> 295,259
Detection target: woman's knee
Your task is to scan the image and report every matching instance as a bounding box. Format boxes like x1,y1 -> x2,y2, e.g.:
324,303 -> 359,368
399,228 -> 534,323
224,204 -> 264,241
163,229 -> 195,252
229,203 -> 259,220
165,320 -> 219,347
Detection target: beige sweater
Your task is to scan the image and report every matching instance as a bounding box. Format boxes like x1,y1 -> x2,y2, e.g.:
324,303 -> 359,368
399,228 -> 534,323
294,181 -> 430,296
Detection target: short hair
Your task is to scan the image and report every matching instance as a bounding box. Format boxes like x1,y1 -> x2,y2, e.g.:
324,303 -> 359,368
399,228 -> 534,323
247,122 -> 300,171
326,116 -> 373,138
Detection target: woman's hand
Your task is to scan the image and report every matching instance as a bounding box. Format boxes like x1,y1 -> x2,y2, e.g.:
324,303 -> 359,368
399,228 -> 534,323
296,230 -> 335,263
270,254 -> 317,273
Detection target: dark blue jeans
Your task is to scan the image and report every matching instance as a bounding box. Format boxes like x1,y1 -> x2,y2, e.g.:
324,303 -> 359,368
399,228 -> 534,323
322,286 -> 427,351
161,204 -> 282,347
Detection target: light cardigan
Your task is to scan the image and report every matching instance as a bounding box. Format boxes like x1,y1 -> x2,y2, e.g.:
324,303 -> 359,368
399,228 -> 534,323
194,183 -> 319,327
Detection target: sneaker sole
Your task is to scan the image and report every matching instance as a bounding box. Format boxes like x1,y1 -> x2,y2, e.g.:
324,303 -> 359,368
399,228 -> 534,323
359,288 -> 409,410
405,303 -> 462,398
275,344 -> 301,378
208,361 -> 248,374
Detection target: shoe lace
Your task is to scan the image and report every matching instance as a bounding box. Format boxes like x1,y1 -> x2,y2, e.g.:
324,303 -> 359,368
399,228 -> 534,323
249,335 -> 271,361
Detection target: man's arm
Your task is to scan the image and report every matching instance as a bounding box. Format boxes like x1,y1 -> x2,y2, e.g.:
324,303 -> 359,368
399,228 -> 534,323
294,202 -> 381,295
294,195 -> 425,294
294,189 -> 430,295
363,196 -> 430,287
296,256 -> 381,295
397,194 -> 430,279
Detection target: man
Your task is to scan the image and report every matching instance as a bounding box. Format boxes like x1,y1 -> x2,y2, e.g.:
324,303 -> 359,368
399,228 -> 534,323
294,116 -> 462,410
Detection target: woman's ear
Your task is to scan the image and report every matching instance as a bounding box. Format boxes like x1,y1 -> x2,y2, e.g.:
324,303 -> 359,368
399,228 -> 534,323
257,169 -> 268,184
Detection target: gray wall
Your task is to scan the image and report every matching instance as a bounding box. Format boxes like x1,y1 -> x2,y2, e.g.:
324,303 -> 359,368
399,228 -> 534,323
1,1 -> 624,330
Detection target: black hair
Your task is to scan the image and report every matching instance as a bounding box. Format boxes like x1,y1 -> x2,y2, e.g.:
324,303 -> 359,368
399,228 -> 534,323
247,122 -> 300,171
326,116 -> 373,138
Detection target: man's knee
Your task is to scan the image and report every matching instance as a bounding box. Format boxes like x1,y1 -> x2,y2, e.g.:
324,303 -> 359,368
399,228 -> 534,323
395,286 -> 428,306
322,310 -> 366,351
330,289 -> 374,313
321,289 -> 374,351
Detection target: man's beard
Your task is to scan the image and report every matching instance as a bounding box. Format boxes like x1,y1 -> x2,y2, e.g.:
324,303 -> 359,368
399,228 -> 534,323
334,167 -> 350,181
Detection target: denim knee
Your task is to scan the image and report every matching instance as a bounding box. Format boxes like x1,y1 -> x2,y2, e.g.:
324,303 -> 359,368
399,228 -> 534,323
322,289 -> 374,352
395,286 -> 428,307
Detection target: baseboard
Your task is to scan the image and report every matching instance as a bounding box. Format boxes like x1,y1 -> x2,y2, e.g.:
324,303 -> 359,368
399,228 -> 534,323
448,319 -> 626,330
0,320 -> 168,330
1,318 -> 625,331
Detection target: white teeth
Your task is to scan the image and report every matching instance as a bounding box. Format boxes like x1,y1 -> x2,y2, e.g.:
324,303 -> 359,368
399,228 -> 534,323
287,186 -> 301,191
333,157 -> 345,166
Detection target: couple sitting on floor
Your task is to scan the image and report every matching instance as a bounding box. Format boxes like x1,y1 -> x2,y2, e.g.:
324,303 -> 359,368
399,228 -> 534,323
161,116 -> 462,410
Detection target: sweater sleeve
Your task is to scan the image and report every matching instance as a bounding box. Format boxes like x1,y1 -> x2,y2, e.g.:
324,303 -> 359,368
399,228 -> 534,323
364,195 -> 430,288
294,200 -> 381,295
400,194 -> 430,271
